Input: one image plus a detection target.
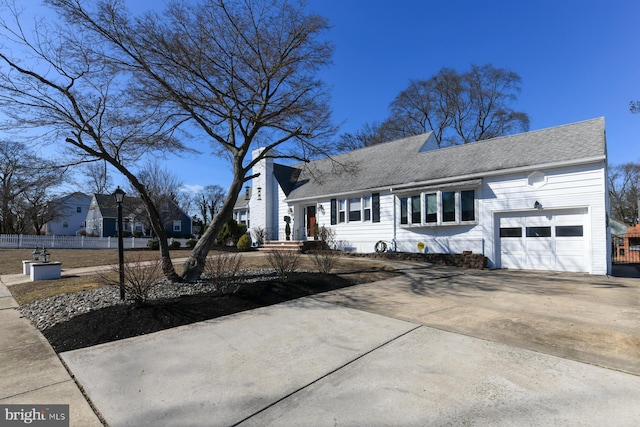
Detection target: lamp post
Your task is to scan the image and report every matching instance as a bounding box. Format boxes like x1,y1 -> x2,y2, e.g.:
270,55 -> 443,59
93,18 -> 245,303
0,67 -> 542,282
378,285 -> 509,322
113,186 -> 126,300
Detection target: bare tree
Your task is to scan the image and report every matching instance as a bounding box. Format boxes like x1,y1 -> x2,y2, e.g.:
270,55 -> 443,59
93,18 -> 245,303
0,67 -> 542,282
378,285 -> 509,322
82,161 -> 112,195
129,159 -> 185,235
0,139 -> 64,234
42,0 -> 335,280
609,162 -> 640,226
196,185 -> 226,228
22,161 -> 66,235
0,1 -> 193,280
343,64 -> 529,149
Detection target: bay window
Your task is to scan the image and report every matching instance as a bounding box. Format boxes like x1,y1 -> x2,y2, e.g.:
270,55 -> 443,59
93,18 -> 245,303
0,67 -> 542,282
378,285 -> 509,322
399,187 -> 477,226
442,191 -> 456,222
425,193 -> 437,223
461,190 -> 475,221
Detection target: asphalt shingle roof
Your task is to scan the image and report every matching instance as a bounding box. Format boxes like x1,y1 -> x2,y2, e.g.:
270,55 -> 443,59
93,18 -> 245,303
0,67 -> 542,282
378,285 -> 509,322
285,117 -> 606,200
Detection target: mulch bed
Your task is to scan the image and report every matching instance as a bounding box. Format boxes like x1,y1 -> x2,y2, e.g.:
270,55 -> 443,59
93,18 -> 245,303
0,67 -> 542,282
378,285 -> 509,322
43,272 -> 358,353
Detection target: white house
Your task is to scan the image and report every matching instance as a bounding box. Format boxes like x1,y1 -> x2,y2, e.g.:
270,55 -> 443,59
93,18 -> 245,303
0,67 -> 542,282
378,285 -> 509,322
45,192 -> 91,236
248,117 -> 610,275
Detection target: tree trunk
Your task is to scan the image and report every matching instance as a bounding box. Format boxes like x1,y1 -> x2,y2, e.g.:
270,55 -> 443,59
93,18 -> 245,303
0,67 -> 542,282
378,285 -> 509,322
126,176 -> 180,282
181,176 -> 244,281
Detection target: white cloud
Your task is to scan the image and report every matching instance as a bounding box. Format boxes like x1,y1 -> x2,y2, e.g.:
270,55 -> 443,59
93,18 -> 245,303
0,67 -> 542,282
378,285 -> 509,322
181,184 -> 205,194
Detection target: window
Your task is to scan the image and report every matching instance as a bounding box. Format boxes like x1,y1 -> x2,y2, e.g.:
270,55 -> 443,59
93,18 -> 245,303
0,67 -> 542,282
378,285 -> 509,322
556,226 -> 583,237
349,198 -> 361,221
332,194 -> 379,224
372,193 -> 380,223
338,199 -> 346,223
500,227 -> 522,237
400,188 -> 477,226
411,196 -> 421,224
526,226 -> 551,237
400,197 -> 409,225
461,190 -> 475,221
425,193 -> 437,223
442,191 -> 456,222
363,196 -> 371,221
401,196 -> 421,225
76,206 -> 82,213
173,220 -> 182,232
63,221 -> 69,228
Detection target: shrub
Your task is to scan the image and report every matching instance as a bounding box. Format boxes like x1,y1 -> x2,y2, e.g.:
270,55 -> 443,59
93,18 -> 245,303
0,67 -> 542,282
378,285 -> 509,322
186,239 -> 197,248
216,219 -> 248,246
318,226 -> 338,249
147,239 -> 159,250
101,254 -> 163,306
309,250 -> 339,274
133,230 -> 143,238
237,234 -> 251,251
265,250 -> 300,281
169,240 -> 181,249
251,226 -> 266,246
204,253 -> 243,294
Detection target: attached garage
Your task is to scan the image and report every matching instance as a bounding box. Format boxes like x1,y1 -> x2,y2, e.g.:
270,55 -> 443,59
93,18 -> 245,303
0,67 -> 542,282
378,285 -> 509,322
497,208 -> 588,273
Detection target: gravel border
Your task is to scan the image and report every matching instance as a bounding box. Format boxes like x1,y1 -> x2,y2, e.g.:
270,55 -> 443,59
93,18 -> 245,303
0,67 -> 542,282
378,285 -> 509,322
20,268 -> 278,331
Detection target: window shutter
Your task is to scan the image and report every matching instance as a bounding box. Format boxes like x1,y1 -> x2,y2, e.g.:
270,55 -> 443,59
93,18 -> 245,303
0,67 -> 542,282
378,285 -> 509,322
330,198 -> 337,225
372,193 -> 380,223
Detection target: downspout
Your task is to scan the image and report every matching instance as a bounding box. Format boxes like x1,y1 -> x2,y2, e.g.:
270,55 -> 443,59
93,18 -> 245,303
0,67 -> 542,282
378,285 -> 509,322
391,188 -> 397,251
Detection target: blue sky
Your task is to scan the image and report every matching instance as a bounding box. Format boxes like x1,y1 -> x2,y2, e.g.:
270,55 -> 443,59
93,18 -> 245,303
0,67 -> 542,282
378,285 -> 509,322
14,0 -> 639,194
170,0 -> 640,194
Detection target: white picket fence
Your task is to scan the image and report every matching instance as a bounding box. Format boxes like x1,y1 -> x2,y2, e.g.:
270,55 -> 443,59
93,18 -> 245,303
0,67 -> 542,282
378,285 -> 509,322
0,234 -> 154,249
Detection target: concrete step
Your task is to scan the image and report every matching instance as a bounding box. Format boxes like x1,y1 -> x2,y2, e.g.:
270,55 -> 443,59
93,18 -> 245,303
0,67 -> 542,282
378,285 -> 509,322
258,241 -> 304,253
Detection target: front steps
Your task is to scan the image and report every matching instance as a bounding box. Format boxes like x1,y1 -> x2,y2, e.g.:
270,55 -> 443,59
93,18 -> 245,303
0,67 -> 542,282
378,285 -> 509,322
258,240 -> 327,253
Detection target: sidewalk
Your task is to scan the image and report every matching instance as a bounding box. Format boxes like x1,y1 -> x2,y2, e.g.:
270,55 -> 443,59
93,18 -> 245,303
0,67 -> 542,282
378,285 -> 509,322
0,277 -> 103,426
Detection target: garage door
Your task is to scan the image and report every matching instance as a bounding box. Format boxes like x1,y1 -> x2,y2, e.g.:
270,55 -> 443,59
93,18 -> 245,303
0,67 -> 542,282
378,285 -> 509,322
498,208 -> 587,272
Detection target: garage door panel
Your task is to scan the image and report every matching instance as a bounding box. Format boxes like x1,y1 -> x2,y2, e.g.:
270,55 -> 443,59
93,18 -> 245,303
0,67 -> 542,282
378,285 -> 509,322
556,256 -> 585,272
497,209 -> 587,273
502,254 -> 525,269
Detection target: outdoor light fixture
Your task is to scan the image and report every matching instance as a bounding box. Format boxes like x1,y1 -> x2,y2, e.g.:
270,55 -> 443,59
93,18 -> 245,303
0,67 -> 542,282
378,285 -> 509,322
245,186 -> 250,200
113,186 -> 126,300
114,186 -> 126,204
534,201 -> 542,209
257,186 -> 262,200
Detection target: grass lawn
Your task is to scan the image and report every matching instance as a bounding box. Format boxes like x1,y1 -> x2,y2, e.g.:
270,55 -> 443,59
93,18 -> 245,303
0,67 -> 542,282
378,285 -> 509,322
0,248 -> 163,274
3,248 -> 399,305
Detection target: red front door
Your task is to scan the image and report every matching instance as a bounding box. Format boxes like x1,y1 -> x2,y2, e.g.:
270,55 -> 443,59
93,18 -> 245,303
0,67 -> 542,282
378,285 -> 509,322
307,206 -> 316,237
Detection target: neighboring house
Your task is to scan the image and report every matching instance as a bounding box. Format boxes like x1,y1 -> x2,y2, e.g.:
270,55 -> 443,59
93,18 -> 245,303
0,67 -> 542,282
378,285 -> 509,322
45,192 -> 91,236
615,224 -> 640,263
248,117 -> 610,275
233,186 -> 251,227
85,193 -> 192,238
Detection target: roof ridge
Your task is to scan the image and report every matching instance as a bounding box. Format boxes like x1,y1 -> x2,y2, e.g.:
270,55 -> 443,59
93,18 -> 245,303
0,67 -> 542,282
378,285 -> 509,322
421,116 -> 605,155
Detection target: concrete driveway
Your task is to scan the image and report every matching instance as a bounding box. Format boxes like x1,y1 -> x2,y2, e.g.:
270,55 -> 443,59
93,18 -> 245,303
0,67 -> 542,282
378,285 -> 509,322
60,263 -> 640,426
314,262 -> 640,376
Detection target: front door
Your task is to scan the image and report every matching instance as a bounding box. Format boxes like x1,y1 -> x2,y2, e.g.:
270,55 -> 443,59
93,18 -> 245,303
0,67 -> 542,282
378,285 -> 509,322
306,206 -> 316,237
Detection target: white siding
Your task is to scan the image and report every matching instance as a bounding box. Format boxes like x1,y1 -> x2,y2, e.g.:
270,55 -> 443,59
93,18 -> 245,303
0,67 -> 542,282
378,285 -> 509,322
306,193 -> 395,252
481,162 -> 608,274
253,147 -> 608,274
